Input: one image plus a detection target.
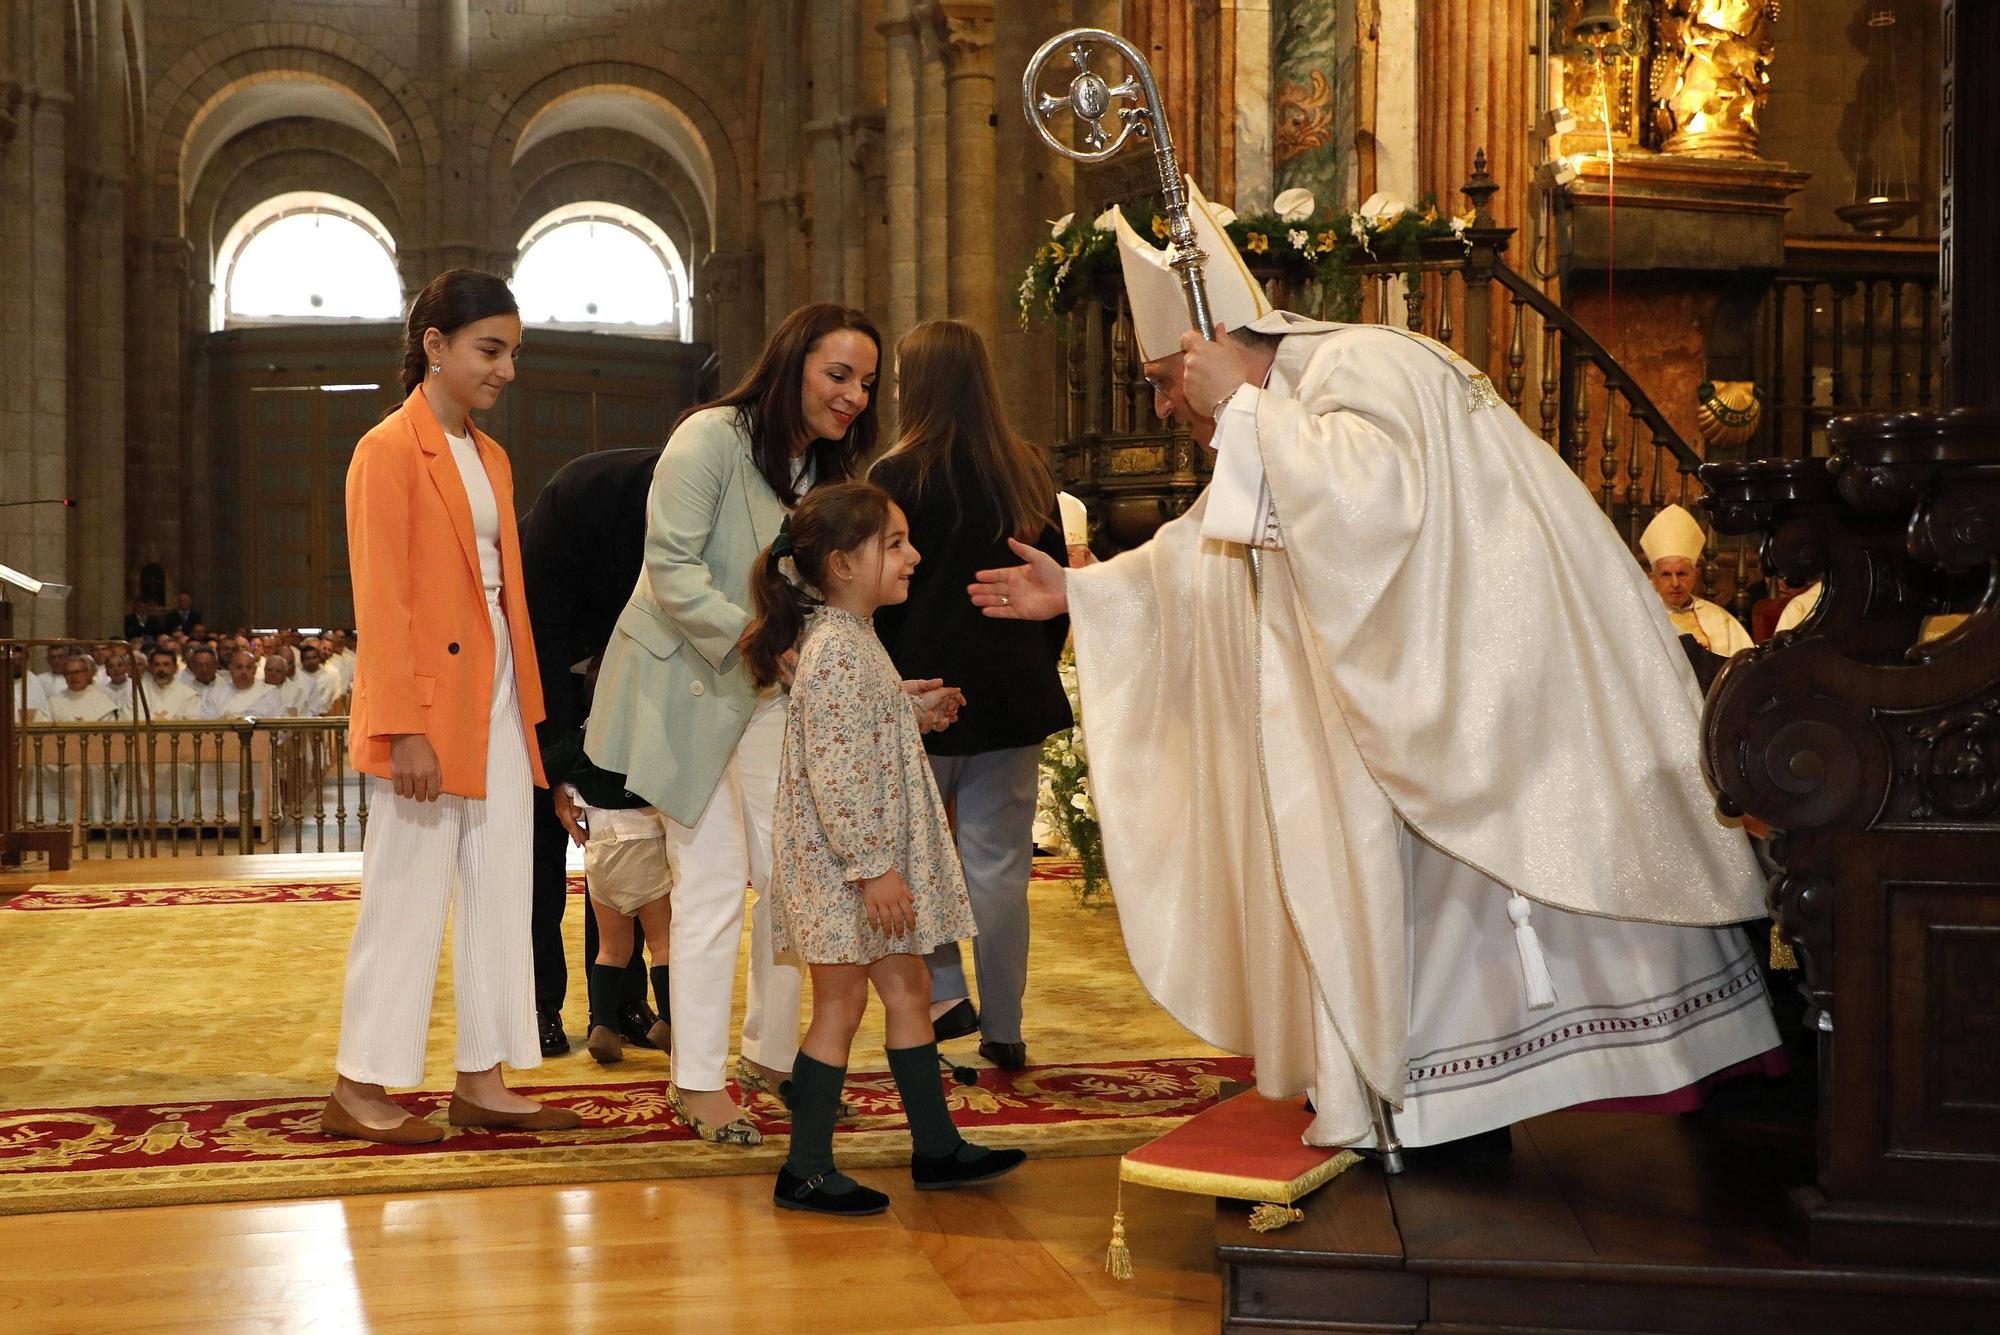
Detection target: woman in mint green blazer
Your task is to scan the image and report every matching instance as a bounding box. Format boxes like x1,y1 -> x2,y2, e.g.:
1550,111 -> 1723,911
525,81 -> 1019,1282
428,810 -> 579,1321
585,303 -> 881,1142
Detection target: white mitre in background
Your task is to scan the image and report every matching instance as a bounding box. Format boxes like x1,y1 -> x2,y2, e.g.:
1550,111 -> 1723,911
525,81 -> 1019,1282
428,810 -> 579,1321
1640,503 -> 1707,567
1111,178 -> 1272,361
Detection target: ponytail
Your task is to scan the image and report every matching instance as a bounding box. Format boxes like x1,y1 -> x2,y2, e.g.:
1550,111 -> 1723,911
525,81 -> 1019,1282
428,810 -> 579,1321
395,269 -> 519,401
741,546 -> 816,688
737,481 -> 896,688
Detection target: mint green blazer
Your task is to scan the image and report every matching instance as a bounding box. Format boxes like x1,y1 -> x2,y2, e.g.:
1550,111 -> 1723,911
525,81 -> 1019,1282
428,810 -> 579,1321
584,406 -> 789,826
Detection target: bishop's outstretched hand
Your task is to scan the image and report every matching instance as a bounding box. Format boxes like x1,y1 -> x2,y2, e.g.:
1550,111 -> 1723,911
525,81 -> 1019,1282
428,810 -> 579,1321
969,538 -> 1068,621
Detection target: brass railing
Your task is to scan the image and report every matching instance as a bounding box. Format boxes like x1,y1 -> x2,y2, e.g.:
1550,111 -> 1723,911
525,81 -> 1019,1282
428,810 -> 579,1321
11,715 -> 368,857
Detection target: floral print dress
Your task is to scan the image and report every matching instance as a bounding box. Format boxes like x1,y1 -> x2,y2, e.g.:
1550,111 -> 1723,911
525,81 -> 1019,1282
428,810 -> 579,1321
770,607 -> 977,965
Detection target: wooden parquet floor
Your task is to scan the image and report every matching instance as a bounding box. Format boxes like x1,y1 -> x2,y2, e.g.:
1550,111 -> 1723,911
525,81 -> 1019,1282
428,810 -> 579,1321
0,1156 -> 1220,1333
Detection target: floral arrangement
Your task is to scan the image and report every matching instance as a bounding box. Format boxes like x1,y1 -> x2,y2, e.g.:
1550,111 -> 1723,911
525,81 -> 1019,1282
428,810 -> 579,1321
1039,644 -> 1107,907
1017,188 -> 1475,330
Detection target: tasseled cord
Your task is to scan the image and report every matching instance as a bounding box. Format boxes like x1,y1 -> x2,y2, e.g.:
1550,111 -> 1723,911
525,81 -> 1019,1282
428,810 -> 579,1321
1770,924 -> 1798,971
1106,1180 -> 1133,1279
1248,1202 -> 1305,1231
1508,893 -> 1559,1011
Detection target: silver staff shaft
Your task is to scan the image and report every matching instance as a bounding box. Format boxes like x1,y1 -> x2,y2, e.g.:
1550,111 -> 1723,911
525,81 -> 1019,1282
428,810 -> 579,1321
1021,27 -> 1215,342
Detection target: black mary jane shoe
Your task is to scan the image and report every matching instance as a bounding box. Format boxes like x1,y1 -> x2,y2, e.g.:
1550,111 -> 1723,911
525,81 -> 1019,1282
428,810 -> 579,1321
912,1143 -> 1027,1191
933,999 -> 980,1043
978,1040 -> 1027,1072
537,1008 -> 570,1058
773,1166 -> 889,1217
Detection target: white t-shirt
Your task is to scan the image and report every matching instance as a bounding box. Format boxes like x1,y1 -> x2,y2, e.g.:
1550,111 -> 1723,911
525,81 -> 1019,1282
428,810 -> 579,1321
448,431 -> 504,601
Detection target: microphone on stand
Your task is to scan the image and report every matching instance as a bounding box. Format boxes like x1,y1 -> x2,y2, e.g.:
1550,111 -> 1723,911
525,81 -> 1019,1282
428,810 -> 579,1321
0,498 -> 78,509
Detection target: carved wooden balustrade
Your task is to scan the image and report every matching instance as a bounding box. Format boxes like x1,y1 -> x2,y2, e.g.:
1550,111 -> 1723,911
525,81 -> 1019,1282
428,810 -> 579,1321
1699,407 -> 2000,1269
1052,155 -> 1711,565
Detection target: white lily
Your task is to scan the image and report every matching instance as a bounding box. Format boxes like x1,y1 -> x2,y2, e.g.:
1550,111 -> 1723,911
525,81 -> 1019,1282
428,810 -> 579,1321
1288,228 -> 1310,252
1359,192 -> 1408,228
1273,187 -> 1315,222
1048,212 -> 1075,238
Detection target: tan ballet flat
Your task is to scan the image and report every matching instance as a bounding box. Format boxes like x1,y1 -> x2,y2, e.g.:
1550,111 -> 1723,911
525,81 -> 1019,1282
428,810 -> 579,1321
319,1096 -> 444,1145
446,1095 -> 583,1131
735,1057 -> 858,1123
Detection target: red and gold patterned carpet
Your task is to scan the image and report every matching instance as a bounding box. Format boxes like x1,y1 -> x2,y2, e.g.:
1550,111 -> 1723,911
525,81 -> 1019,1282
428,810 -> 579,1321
0,863 -> 1237,1214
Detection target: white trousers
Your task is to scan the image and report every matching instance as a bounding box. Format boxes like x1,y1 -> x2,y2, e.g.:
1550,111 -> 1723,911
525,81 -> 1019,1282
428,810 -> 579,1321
334,602 -> 539,1088
662,691 -> 801,1091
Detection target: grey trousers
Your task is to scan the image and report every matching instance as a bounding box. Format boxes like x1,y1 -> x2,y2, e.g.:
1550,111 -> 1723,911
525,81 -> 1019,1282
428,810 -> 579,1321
925,744 -> 1042,1044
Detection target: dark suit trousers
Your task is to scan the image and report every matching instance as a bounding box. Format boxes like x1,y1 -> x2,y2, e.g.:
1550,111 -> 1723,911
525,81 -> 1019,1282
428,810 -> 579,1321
531,785 -> 648,1016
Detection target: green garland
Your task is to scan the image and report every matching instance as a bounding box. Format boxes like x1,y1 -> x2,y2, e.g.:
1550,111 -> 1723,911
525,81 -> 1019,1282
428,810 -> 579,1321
1017,196 -> 1472,330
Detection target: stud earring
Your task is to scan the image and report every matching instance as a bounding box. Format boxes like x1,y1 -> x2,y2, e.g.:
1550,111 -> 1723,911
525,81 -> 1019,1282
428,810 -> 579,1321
429,362 -> 442,374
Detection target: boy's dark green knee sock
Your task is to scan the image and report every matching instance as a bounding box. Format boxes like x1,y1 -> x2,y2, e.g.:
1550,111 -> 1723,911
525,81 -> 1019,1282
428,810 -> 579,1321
785,1053 -> 854,1188
886,1042 -> 966,1159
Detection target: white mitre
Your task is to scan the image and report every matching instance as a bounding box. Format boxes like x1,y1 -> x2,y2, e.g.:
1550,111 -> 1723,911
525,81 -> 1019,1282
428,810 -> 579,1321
1111,178 -> 1272,362
1640,503 -> 1706,567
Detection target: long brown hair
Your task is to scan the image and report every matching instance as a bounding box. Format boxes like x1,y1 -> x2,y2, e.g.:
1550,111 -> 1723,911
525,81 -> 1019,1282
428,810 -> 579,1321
740,482 -> 895,688
679,303 -> 881,502
874,319 -> 1054,542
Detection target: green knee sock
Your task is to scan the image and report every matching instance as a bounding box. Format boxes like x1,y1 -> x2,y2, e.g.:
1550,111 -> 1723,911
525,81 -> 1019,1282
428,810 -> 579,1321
785,1053 -> 851,1185
886,1042 -> 965,1159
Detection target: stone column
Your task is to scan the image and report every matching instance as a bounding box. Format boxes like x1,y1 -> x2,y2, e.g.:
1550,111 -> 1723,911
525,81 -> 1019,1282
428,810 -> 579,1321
939,2 -> 996,342
759,0 -> 807,328
10,4 -> 73,638
913,4 -> 951,319
993,2 -> 1073,448
878,0 -> 923,351
807,0 -> 851,301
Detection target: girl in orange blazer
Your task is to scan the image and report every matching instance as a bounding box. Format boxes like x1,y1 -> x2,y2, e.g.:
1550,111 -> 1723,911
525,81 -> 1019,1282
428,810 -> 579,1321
322,270 -> 581,1144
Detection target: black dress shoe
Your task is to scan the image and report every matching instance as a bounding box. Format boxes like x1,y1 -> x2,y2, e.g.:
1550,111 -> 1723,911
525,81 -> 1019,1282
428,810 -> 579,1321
618,1001 -> 665,1050
933,999 -> 980,1043
538,1008 -> 570,1058
912,1143 -> 1027,1191
978,1040 -> 1027,1071
773,1166 -> 890,1216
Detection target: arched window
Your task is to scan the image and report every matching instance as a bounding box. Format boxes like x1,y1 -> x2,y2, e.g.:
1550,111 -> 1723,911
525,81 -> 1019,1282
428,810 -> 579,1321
213,192 -> 401,330
513,202 -> 690,339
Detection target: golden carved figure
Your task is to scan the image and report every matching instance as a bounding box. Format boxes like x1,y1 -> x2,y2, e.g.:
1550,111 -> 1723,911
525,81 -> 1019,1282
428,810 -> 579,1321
1652,0 -> 1780,159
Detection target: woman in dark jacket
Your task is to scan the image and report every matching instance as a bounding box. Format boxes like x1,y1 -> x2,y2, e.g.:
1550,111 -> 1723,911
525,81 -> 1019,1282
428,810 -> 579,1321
870,319 -> 1070,1070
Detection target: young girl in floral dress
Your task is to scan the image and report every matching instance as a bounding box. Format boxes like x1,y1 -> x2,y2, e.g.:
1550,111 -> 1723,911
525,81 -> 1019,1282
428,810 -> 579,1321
742,480 -> 1027,1217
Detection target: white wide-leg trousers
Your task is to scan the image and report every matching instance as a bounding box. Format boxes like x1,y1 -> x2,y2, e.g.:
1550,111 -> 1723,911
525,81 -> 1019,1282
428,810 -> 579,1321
334,602 -> 540,1088
661,691 -> 802,1091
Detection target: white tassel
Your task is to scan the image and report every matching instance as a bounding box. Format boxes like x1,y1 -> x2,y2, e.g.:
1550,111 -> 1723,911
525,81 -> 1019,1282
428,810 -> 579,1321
1507,893 -> 1558,1010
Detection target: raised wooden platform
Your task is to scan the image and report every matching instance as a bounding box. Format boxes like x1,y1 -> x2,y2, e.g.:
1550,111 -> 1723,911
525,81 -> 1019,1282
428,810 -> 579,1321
1217,1111 -> 2000,1333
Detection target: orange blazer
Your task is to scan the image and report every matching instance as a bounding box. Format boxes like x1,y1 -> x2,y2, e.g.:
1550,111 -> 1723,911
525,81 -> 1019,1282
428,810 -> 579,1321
345,386 -> 547,799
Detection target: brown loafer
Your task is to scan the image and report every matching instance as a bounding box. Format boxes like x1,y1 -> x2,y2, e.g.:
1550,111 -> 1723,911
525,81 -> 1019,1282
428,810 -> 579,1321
446,1094 -> 583,1131
586,1024 -> 624,1065
319,1096 -> 445,1145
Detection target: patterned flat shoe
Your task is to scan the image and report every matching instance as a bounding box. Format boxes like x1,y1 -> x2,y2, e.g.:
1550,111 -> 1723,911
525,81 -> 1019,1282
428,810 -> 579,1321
735,1057 -> 858,1122
667,1085 -> 763,1146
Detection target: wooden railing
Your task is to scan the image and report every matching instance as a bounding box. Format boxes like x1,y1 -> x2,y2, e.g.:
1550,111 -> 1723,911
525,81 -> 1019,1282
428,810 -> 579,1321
1754,237 -> 1941,458
11,715 -> 368,857
1053,155 -> 1708,565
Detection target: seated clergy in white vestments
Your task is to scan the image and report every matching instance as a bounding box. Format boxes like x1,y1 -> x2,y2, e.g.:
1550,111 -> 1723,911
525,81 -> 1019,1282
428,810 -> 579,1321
295,641 -> 342,716
971,180 -> 1781,1151
205,651 -> 287,719
45,657 -> 118,723
262,654 -> 307,717
1640,504 -> 1755,658
141,648 -> 204,720
42,658 -> 120,824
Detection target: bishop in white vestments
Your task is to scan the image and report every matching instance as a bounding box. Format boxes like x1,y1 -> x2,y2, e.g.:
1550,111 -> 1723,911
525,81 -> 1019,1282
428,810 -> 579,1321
1640,504 -> 1755,657
973,182 -> 1780,1149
